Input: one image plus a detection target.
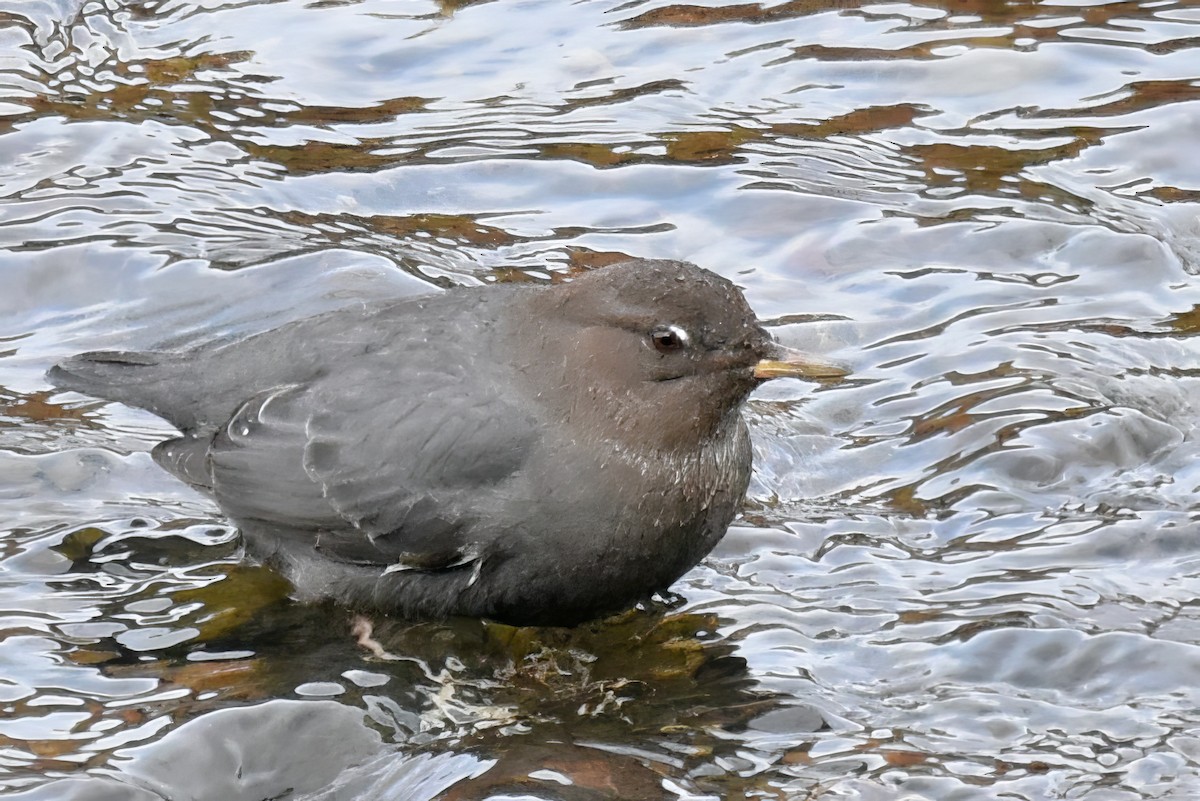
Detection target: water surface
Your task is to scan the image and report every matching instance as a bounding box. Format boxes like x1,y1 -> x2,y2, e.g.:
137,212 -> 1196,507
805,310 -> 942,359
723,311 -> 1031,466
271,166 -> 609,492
2,0 -> 1199,798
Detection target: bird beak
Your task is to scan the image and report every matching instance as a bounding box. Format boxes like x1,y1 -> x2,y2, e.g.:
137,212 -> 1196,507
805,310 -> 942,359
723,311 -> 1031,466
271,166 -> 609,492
753,343 -> 849,384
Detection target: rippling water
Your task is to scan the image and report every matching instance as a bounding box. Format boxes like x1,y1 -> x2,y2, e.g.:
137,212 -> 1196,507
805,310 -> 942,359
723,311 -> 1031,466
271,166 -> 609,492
2,0 -> 1199,798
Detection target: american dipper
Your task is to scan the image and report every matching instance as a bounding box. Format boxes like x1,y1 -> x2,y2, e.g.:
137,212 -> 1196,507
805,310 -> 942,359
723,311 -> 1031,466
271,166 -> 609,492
49,260 -> 843,626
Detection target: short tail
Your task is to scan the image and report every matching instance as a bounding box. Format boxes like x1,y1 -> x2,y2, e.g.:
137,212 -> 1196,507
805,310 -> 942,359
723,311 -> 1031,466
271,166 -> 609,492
47,350 -> 173,408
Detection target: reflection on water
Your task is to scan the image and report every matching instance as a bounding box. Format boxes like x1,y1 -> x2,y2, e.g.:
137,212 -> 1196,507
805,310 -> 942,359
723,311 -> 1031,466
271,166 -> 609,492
2,0 -> 1199,798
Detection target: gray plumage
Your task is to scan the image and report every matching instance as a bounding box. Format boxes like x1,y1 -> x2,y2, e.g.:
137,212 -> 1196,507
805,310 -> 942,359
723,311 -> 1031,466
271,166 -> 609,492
49,260 -> 787,626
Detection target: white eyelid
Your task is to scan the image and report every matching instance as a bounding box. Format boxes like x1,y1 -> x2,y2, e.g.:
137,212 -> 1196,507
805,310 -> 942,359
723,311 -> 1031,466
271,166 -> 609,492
665,324 -> 689,344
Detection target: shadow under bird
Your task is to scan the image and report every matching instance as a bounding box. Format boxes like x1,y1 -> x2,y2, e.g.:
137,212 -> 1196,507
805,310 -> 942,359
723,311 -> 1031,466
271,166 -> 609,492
49,260 -> 845,626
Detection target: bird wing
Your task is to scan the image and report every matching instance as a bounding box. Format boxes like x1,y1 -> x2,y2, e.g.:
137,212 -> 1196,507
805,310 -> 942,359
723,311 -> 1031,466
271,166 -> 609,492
200,355 -> 538,570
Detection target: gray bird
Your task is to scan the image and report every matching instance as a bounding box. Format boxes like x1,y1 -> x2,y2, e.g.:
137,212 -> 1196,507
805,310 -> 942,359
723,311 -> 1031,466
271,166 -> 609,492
49,260 -> 844,626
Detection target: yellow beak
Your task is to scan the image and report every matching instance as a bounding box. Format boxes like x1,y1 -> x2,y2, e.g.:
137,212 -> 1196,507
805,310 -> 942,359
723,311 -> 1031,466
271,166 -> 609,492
753,344 -> 849,383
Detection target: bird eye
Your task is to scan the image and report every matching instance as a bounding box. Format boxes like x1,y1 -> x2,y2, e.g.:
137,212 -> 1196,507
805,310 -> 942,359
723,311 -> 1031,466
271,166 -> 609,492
651,324 -> 689,354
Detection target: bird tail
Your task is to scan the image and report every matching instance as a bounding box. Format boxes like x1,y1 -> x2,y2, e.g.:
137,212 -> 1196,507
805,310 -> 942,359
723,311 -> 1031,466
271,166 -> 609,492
47,350 -> 176,409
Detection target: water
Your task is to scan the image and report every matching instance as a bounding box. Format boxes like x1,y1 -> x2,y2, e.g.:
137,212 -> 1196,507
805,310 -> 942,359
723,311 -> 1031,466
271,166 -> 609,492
2,0 -> 1199,798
